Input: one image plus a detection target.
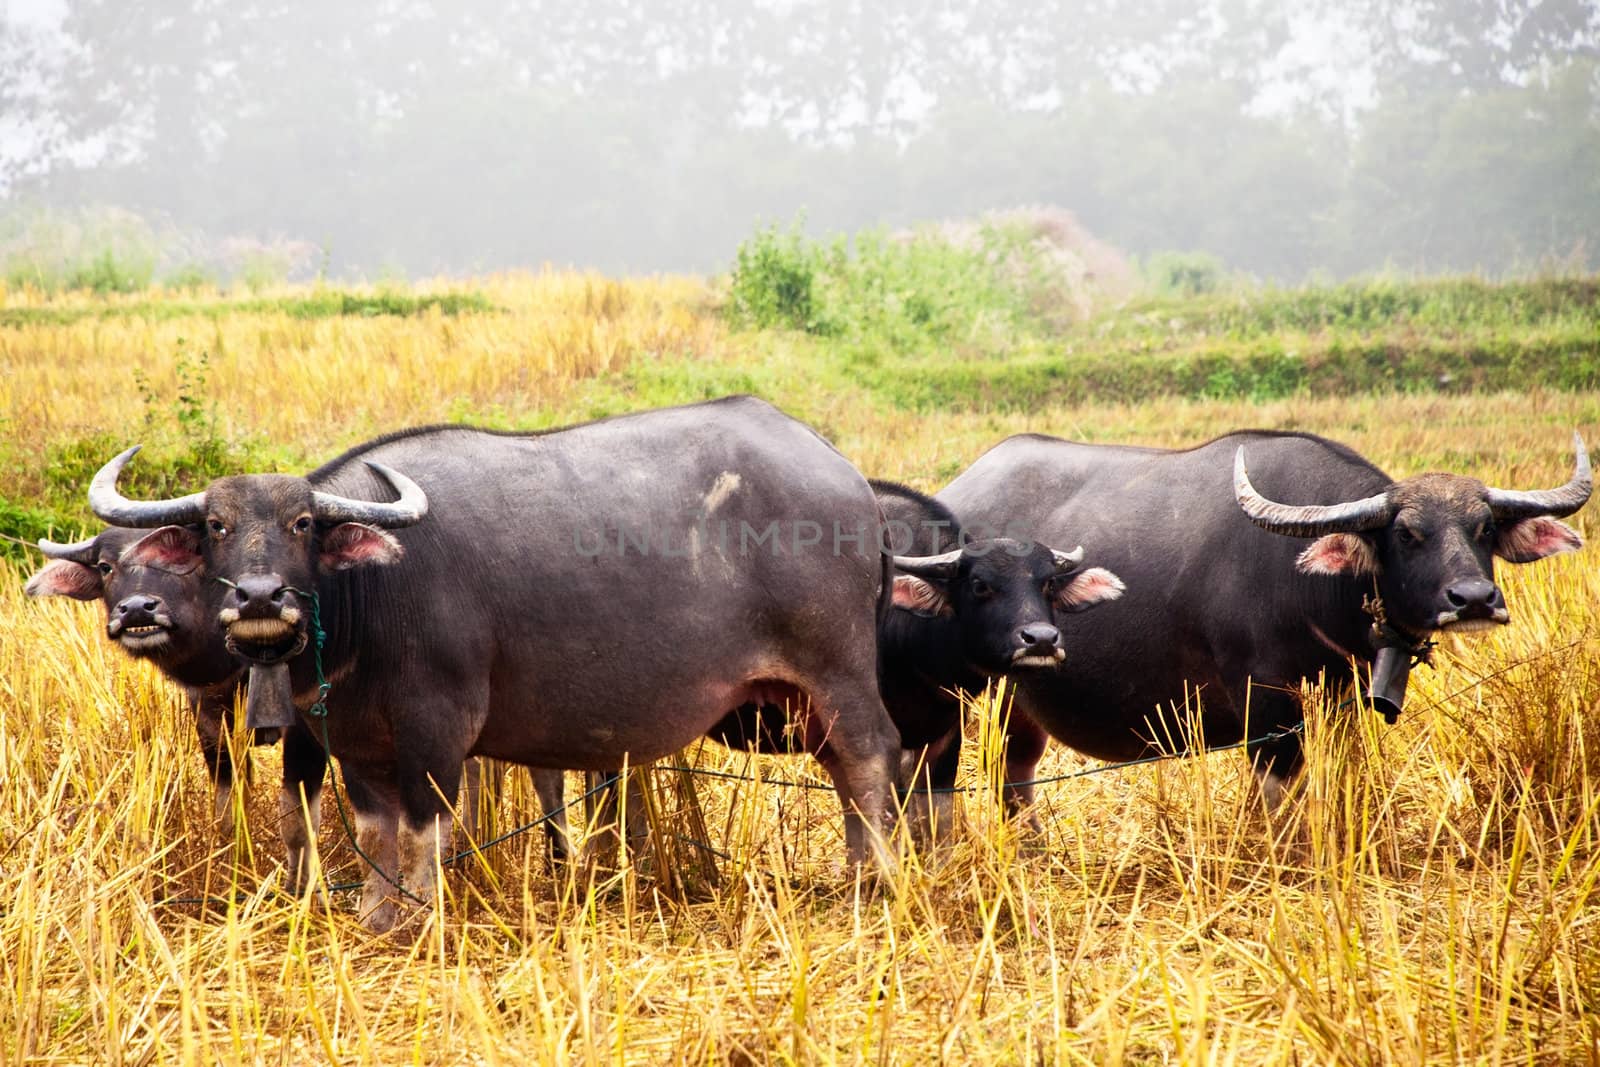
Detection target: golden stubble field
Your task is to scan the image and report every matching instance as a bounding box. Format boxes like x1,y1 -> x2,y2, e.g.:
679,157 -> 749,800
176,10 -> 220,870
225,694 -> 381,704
1,274 -> 1598,1064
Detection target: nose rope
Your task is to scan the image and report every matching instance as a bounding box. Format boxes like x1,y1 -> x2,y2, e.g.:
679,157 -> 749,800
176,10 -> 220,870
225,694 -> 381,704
1362,581 -> 1437,668
1361,579 -> 1437,726
268,582 -> 428,904
214,574 -> 417,899
283,587 -> 330,718
210,574 -> 327,714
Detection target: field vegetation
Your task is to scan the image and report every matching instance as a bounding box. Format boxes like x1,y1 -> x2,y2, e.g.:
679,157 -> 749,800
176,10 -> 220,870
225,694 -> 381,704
1,232 -> 1598,1063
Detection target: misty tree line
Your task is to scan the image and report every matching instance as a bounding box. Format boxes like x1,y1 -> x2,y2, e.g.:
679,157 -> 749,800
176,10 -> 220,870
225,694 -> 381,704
2,0 -> 1597,281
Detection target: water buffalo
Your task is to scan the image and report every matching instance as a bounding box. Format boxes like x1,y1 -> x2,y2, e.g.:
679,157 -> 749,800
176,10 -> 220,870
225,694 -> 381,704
705,480 -> 1125,839
25,530 -> 568,879
938,430 -> 1590,806
24,528 -> 328,888
872,481 -> 1124,836
86,396 -> 901,930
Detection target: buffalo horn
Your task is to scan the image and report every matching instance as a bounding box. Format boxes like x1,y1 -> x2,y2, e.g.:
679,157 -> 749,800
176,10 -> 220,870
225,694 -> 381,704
892,548 -> 963,580
1234,446 -> 1390,537
38,535 -> 99,563
88,446 -> 207,528
1485,432 -> 1591,520
310,461 -> 429,528
1049,545 -> 1085,572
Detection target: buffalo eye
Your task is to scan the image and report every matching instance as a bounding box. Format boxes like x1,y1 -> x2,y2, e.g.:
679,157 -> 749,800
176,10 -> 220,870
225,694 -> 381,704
208,518 -> 228,540
1396,525 -> 1423,548
96,561 -> 113,576
970,576 -> 993,598
1474,519 -> 1494,543
291,515 -> 313,535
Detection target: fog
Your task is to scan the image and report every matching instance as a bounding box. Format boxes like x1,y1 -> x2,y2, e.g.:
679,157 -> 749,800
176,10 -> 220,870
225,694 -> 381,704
1,0 -> 1596,283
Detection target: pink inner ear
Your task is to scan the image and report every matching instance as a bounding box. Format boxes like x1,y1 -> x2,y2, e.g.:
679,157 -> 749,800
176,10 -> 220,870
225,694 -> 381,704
23,559 -> 104,601
1496,516 -> 1584,564
122,526 -> 203,574
1055,566 -> 1125,610
891,574 -> 951,616
1296,533 -> 1378,576
320,523 -> 405,571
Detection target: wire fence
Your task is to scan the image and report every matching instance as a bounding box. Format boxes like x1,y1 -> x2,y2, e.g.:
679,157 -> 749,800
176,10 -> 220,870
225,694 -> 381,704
155,718 -> 1310,908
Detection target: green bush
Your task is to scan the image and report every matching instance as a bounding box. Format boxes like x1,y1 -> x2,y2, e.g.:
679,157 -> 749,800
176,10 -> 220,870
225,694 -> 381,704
0,205 -> 162,294
727,224 -> 828,333
0,495 -> 76,566
815,227 -> 1040,353
163,263 -> 219,292
1144,251 -> 1227,297
726,211 -> 1132,354
67,248 -> 156,294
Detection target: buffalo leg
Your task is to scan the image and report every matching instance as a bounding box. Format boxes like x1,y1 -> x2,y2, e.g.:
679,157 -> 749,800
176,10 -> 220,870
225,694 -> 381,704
998,711 -> 1050,834
578,770 -> 650,876
1246,689 -> 1305,812
395,750 -> 465,909
580,770 -> 622,875
278,722 -> 327,895
900,726 -> 962,845
809,676 -> 901,871
530,768 -> 574,864
189,687 -> 242,836
341,766 -> 401,932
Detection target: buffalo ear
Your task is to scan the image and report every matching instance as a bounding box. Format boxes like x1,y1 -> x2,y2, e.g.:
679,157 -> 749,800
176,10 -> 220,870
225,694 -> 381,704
1053,566 -> 1125,613
891,574 -> 952,617
122,525 -> 204,574
1296,533 -> 1378,576
320,523 -> 404,571
1495,517 -> 1583,564
24,560 -> 104,600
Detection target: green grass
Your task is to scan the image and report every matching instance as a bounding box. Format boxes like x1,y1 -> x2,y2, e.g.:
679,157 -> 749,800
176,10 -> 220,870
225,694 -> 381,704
719,233 -> 1600,411
0,290 -> 496,328
849,324 -> 1600,410
0,494 -> 72,564
1098,276 -> 1600,338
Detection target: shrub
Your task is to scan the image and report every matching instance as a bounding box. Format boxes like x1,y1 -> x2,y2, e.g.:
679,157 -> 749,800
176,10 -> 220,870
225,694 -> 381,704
0,494 -> 74,565
67,248 -> 155,294
727,224 -> 828,333
162,263 -> 219,292
1146,250 -> 1227,296
226,236 -> 318,293
0,205 -> 161,294
914,206 -> 1137,329
726,208 -> 1135,353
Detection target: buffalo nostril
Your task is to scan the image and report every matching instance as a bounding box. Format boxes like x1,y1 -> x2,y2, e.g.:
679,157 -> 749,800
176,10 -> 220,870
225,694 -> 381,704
142,598 -> 159,611
235,575 -> 291,615
1446,579 -> 1498,609
1019,624 -> 1060,649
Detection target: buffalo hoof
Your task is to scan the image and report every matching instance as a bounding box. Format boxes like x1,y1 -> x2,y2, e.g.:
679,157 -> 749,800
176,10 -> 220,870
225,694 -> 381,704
282,847 -> 319,898
902,792 -> 958,849
213,783 -> 236,840
357,892 -> 400,934
367,901 -> 435,944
